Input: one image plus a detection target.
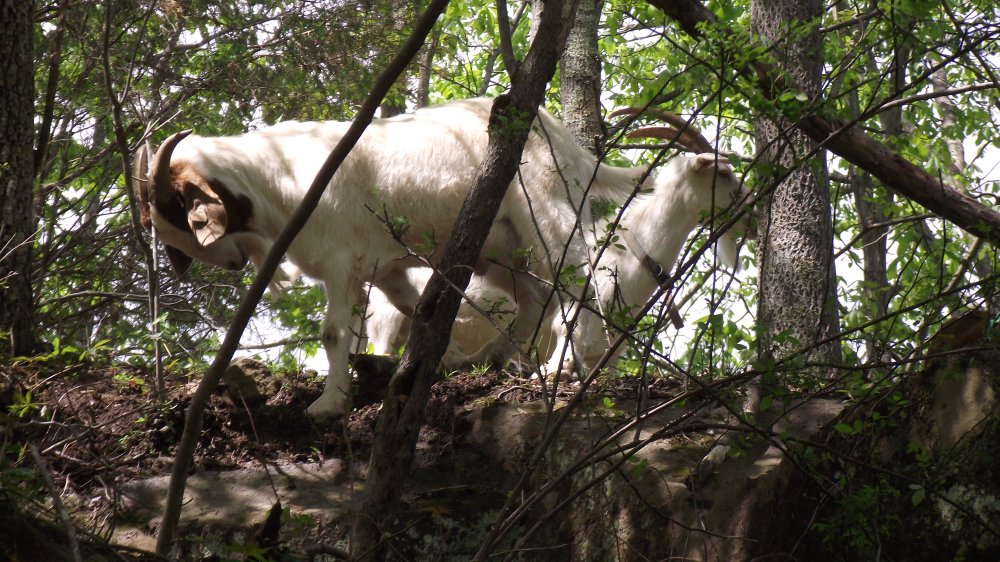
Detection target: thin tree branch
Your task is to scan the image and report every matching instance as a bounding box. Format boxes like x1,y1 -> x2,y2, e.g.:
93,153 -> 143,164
29,444 -> 83,562
154,0 -> 450,554
34,0 -> 65,177
101,0 -> 165,391
237,335 -> 320,351
833,213 -> 933,259
495,0 -> 521,75
871,81 -> 997,115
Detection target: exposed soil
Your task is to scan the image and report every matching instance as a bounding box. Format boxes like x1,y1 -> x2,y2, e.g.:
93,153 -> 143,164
1,356 -> 683,560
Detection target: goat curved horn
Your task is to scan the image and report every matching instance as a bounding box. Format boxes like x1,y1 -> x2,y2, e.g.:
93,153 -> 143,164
611,107 -> 715,153
148,129 -> 193,205
132,141 -> 153,229
133,142 -> 149,196
627,126 -> 713,154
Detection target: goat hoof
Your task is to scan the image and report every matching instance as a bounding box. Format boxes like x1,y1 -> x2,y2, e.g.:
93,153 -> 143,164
305,396 -> 352,424
687,443 -> 731,488
534,364 -> 577,385
686,459 -> 717,489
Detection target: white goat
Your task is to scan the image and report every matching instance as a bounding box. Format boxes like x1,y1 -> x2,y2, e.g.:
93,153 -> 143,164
543,151 -> 745,374
133,98 -> 643,421
363,145 -> 747,374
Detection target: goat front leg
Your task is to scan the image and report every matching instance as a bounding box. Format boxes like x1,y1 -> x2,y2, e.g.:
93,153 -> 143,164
542,285 -> 612,380
306,295 -> 358,422
542,299 -> 582,378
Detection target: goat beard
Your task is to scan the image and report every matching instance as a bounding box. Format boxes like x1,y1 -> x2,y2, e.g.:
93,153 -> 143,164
717,232 -> 740,272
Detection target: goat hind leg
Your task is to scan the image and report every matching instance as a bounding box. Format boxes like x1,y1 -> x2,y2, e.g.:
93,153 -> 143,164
477,266 -> 553,369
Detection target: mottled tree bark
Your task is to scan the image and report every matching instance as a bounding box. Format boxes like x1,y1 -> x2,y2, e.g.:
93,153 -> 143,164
0,0 -> 39,357
559,0 -> 604,154
752,0 -> 841,371
694,0 -> 840,484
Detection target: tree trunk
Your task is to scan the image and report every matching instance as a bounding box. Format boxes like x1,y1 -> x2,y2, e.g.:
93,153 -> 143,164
414,28 -> 439,109
752,0 -> 840,371
0,0 -> 39,357
929,65 -> 995,286
930,68 -> 966,177
851,171 -> 890,349
351,1 -> 580,559
559,0 -> 604,154
837,1 -> 892,358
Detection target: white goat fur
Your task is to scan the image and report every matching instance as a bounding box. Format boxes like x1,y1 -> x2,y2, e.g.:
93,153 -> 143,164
144,98 -> 645,421
364,152 -> 745,373
356,268 -> 517,367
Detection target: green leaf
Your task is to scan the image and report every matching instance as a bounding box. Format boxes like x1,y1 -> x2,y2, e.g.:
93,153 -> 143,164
909,484 -> 926,507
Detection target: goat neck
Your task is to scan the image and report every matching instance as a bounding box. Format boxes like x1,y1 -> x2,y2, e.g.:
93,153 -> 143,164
594,153 -> 742,311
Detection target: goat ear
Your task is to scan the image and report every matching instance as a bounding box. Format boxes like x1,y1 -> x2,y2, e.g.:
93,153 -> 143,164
692,153 -> 720,171
165,245 -> 194,277
184,183 -> 228,246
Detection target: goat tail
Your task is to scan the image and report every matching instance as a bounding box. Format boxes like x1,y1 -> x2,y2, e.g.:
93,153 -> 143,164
589,164 -> 648,203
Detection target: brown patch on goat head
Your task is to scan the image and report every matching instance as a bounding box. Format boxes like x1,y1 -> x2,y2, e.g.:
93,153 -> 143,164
157,166 -> 254,276
173,165 -> 229,246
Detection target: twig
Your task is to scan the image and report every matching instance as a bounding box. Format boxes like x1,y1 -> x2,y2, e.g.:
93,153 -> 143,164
29,443 -> 83,562
237,335 -> 320,351
101,0 -> 164,392
872,81 -> 998,115
833,213 -> 933,259
496,385 -> 537,400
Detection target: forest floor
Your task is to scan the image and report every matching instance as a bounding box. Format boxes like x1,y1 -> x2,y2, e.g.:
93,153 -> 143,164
1,357 -> 683,560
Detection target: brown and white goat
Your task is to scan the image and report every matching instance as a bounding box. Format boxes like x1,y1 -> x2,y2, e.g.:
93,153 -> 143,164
362,114 -> 749,376
133,98 -> 644,421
